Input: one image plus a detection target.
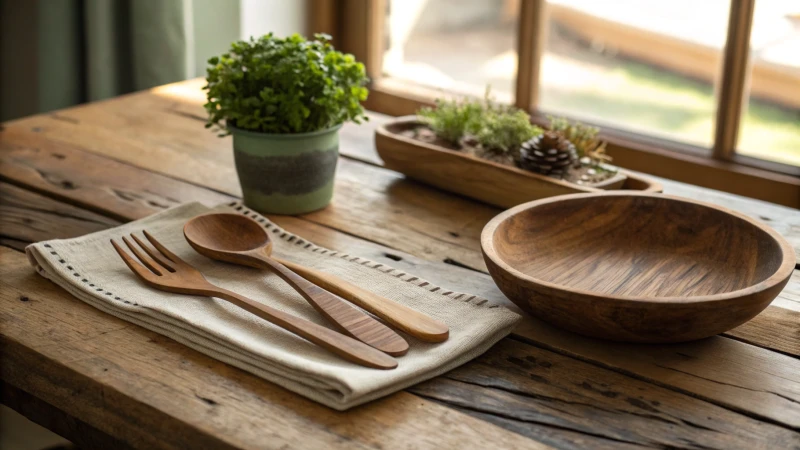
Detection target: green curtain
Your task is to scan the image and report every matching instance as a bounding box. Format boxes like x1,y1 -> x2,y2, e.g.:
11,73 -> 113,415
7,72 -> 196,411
82,0 -> 187,102
0,0 -> 241,122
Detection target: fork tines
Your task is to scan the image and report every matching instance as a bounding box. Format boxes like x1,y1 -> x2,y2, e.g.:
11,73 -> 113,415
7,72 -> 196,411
112,230 -> 186,279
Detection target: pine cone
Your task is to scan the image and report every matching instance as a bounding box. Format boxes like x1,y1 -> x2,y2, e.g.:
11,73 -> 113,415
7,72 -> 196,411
520,131 -> 577,177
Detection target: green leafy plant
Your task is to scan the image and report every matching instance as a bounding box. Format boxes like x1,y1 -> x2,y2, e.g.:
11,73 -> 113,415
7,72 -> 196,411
417,98 -> 483,145
204,33 -> 369,136
476,107 -> 543,157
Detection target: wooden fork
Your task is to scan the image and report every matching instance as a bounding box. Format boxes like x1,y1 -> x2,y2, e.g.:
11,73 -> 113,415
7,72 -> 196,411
110,231 -> 398,370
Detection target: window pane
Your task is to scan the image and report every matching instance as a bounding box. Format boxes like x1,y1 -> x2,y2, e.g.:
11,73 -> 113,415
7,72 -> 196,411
737,1 -> 800,166
382,0 -> 517,103
539,0 -> 730,147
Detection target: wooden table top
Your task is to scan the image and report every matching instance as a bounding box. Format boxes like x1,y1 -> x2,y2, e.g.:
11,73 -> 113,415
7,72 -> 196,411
2,78 -> 799,449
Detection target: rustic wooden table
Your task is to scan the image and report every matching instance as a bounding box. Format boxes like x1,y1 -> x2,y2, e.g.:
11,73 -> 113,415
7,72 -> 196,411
2,79 -> 799,449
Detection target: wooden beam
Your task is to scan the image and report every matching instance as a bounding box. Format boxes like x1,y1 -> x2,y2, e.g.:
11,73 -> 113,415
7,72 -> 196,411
306,0 -> 338,39
340,0 -> 385,80
713,0 -> 755,160
514,0 -> 547,111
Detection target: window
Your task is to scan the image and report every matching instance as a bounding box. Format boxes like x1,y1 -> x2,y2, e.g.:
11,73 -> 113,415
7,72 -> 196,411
314,0 -> 800,206
539,0 -> 730,148
382,0 -> 517,103
736,1 -> 800,167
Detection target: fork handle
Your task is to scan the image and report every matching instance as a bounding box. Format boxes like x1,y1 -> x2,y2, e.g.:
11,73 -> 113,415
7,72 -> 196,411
251,254 -> 409,356
210,287 -> 398,370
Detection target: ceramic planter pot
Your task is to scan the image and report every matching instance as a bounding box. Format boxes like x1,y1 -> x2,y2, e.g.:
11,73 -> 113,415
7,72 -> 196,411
229,124 -> 341,215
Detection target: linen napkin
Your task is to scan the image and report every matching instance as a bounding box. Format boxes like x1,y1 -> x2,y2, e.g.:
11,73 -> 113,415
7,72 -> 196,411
26,202 -> 520,410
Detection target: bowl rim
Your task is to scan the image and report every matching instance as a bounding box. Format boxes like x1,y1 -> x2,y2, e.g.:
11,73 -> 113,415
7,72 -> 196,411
480,191 -> 796,304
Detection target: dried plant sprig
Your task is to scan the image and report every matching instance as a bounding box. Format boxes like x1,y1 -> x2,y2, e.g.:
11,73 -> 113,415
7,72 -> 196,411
547,115 -> 613,166
587,141 -> 612,163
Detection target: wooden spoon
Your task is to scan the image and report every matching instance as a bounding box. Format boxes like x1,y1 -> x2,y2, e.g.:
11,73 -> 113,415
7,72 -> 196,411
184,214 -> 411,355
184,213 -> 449,345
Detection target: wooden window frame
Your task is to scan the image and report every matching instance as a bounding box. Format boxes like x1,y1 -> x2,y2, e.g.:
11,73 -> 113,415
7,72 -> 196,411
309,0 -> 800,208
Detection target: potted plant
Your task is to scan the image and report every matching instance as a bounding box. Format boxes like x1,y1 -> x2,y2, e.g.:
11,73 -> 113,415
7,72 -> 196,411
203,33 -> 369,215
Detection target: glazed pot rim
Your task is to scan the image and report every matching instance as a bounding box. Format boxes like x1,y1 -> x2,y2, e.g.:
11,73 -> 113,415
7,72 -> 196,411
480,191 -> 796,305
227,122 -> 343,139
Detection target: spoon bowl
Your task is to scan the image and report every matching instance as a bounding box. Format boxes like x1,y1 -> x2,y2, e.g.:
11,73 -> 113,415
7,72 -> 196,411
185,213 -> 272,260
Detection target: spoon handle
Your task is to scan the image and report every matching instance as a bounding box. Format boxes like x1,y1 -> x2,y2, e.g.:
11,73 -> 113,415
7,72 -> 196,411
274,257 -> 449,343
210,287 -> 397,369
256,256 -> 410,356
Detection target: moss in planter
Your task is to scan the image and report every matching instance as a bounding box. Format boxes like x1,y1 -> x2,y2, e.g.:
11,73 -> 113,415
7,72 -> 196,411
474,107 -> 543,164
417,98 -> 483,147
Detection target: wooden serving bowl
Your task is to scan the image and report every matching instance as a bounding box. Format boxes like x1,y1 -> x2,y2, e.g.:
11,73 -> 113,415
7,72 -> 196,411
481,192 -> 795,343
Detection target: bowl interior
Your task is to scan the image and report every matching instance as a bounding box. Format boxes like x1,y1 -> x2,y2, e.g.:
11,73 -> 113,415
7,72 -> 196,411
493,195 -> 785,298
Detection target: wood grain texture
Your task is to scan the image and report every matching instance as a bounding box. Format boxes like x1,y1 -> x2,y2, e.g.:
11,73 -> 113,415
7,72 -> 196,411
0,129 -> 234,220
772,271 -> 800,312
510,316 -> 800,430
255,257 -> 409,355
6,84 -> 242,196
375,117 -> 662,209
0,181 -> 119,251
306,157 -> 496,271
183,213 -> 411,354
0,248 -> 547,450
276,258 -> 450,343
3,81 -> 800,443
482,192 -> 795,342
726,304 -> 800,357
6,174 -> 794,358
5,164 -> 800,434
185,213 -> 446,345
112,232 -> 398,369
3,162 -> 800,443
411,339 -> 800,449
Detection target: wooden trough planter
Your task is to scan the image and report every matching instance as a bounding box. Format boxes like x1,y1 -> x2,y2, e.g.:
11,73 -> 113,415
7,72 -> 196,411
375,116 -> 663,209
